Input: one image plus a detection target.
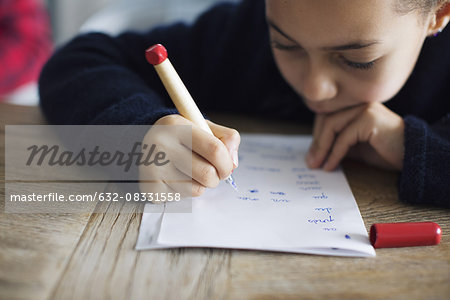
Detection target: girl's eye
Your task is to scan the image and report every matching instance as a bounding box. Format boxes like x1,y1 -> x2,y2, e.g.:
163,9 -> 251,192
341,57 -> 377,70
272,40 -> 378,71
271,41 -> 301,51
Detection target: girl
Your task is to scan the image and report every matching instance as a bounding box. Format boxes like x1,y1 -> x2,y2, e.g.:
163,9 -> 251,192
39,0 -> 450,206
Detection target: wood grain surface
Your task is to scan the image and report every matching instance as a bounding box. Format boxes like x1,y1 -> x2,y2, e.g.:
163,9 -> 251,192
1,103 -> 449,300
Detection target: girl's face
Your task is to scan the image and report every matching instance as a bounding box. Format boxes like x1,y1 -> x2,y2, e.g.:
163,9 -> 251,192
266,0 -> 432,114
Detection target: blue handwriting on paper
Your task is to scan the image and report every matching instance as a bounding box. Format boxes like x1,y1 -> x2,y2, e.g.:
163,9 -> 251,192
312,193 -> 328,200
246,166 -> 264,172
238,196 -> 259,201
270,191 -> 286,195
246,166 -> 281,172
296,180 -> 320,185
308,215 -> 335,224
271,198 -> 290,203
310,205 -> 336,229
260,154 -> 296,161
249,189 -> 259,193
315,207 -> 332,214
299,186 -> 322,191
297,177 -> 322,190
280,145 -> 295,152
297,174 -> 316,179
244,141 -> 275,149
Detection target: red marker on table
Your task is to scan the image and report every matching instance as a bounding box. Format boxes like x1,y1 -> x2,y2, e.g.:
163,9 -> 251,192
145,44 -> 238,191
370,222 -> 442,248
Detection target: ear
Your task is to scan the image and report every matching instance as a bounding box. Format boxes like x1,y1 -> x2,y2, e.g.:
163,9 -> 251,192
427,2 -> 450,36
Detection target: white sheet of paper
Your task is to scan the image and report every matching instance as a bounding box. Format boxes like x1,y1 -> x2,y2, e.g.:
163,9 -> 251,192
136,134 -> 375,257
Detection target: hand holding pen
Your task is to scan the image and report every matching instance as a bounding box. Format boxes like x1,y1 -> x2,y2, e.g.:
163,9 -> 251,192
139,44 -> 239,198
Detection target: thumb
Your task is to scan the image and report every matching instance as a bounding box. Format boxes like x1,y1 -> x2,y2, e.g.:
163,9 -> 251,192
207,120 -> 240,168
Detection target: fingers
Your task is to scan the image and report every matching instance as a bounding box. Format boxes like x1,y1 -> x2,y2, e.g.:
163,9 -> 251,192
321,116 -> 369,171
307,105 -> 367,169
190,150 -> 221,187
153,137 -> 223,190
155,115 -> 238,180
190,125 -> 235,180
308,102 -> 405,171
141,114 -> 240,198
207,120 -> 241,168
161,172 -> 207,198
139,147 -> 211,199
312,113 -> 324,139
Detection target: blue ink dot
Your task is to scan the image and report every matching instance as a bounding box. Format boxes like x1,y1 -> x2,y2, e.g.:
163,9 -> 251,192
345,234 -> 351,239
331,248 -> 339,250
249,189 -> 258,193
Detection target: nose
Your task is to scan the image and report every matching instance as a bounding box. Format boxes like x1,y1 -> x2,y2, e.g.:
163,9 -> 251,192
300,63 -> 338,102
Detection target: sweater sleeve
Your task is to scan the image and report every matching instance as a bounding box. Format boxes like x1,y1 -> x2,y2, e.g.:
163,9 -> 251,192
399,114 -> 450,207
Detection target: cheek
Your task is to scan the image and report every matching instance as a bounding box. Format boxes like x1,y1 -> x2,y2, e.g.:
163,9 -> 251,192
354,64 -> 414,104
359,36 -> 425,104
350,76 -> 403,104
273,52 -> 302,88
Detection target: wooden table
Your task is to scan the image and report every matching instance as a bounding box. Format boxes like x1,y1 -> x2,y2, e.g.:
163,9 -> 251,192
1,103 -> 449,300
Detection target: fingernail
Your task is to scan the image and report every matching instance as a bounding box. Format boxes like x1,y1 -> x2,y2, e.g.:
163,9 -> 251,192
232,149 -> 239,168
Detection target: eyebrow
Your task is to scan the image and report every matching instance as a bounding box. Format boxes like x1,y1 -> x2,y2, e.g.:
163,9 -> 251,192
267,19 -> 380,51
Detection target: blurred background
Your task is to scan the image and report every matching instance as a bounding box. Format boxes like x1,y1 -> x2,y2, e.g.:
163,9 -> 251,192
1,0 -> 238,105
49,0 -> 239,45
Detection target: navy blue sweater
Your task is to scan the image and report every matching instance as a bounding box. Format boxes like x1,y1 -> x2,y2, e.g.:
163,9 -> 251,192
39,0 -> 450,207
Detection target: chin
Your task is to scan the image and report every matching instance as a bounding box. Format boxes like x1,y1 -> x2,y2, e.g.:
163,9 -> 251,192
305,99 -> 369,114
309,107 -> 328,114
305,103 -> 334,114
302,97 -> 337,114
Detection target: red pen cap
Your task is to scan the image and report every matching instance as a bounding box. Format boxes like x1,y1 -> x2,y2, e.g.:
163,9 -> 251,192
145,44 -> 168,65
370,222 -> 442,248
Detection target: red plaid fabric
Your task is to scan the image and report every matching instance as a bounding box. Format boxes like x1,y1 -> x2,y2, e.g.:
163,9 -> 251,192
0,0 -> 52,97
